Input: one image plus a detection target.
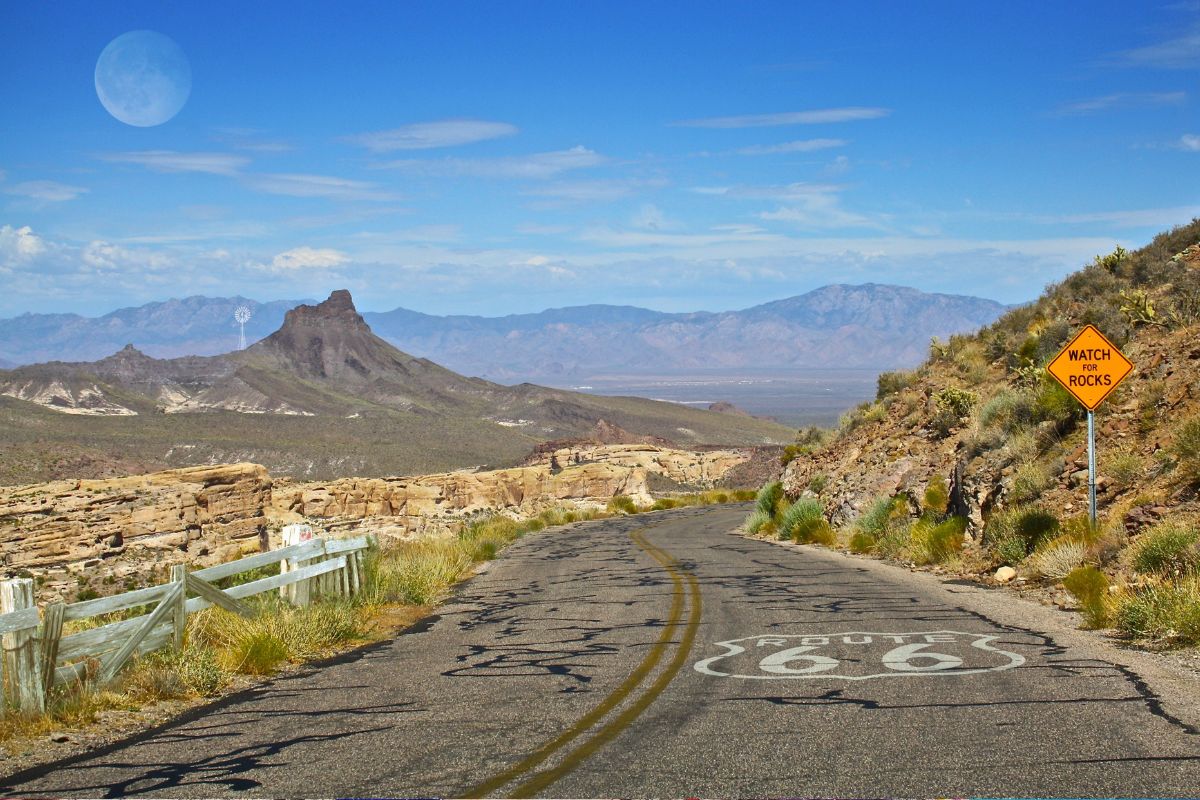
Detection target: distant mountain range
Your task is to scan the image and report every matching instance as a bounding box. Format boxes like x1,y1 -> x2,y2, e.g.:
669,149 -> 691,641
0,291 -> 792,484
0,285 -> 1009,381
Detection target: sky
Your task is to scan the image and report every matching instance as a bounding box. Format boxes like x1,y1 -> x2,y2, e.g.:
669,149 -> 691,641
0,1 -> 1198,318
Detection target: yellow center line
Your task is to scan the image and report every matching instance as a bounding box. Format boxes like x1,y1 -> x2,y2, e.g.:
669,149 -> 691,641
462,527 -> 689,799
506,532 -> 703,797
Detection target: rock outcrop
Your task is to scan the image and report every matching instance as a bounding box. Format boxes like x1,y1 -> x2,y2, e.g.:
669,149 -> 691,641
0,443 -> 748,600
0,463 -> 271,599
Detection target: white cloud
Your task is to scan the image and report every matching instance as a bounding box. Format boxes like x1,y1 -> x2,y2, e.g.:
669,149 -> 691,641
1055,91 -> 1186,115
101,151 -> 249,176
347,120 -> 518,151
737,138 -> 847,155
672,107 -> 890,128
271,246 -> 349,270
4,180 -> 89,203
523,177 -> 652,203
245,173 -> 398,201
0,225 -> 46,262
1179,134 -> 1200,151
377,146 -> 604,179
1116,28 -> 1200,69
81,240 -> 173,272
631,204 -> 679,231
1029,205 -> 1200,228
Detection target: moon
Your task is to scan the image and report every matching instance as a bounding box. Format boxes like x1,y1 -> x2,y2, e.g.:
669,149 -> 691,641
95,31 -> 191,127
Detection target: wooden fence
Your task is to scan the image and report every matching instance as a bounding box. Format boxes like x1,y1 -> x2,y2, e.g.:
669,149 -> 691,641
0,530 -> 373,715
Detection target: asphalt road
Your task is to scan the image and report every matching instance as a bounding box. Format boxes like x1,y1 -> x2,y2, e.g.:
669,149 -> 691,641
4,505 -> 1200,798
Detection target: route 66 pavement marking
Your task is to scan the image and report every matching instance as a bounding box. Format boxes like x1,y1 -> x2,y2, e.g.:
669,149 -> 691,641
694,630 -> 1025,680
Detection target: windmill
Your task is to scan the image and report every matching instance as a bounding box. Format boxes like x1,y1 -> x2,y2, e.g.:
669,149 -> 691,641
234,305 -> 252,350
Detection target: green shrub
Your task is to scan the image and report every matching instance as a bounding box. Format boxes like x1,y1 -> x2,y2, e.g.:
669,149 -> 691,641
1010,462 -> 1051,503
1106,449 -> 1142,490
1131,523 -> 1200,576
849,531 -> 876,553
876,370 -> 916,401
607,495 -> 639,515
1033,376 -> 1083,427
1063,566 -> 1111,629
798,521 -> 837,546
978,388 -> 1034,433
995,535 -> 1029,566
923,476 -> 949,515
809,473 -> 829,495
911,517 -> 966,564
755,482 -> 784,517
1115,578 -> 1200,646
1170,416 -> 1200,485
1028,536 -> 1088,580
856,495 -> 908,539
985,506 -> 1061,562
745,509 -> 771,534
652,498 -> 679,511
779,497 -> 824,540
934,386 -> 978,419
731,489 -> 757,502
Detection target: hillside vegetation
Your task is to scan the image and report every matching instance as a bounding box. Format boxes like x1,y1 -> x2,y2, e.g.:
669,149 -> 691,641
771,219 -> 1200,648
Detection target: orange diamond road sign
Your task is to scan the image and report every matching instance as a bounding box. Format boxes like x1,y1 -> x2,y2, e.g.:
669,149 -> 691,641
1046,324 -> 1134,411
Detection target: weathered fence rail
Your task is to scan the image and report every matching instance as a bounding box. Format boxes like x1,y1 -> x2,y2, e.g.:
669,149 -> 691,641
0,529 -> 373,715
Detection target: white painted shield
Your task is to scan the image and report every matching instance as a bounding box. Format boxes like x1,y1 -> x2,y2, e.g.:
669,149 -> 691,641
694,630 -> 1025,680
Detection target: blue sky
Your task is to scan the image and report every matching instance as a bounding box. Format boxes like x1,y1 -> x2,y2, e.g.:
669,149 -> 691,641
1,1 -> 1197,317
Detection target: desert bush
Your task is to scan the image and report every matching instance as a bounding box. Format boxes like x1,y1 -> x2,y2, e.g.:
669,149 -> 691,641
1170,415 -> 1200,486
1033,376 -> 1083,428
808,473 -> 829,495
1028,536 -> 1088,580
1131,523 -> 1200,576
121,645 -> 226,701
934,386 -> 977,419
876,370 -> 916,401
910,516 -> 966,565
1010,462 -> 1052,503
923,475 -> 949,515
995,535 -> 1029,567
730,489 -> 757,502
1105,449 -> 1142,491
779,498 -> 824,541
755,482 -> 783,517
607,495 -> 639,515
1063,565 -> 1112,629
745,509 -> 771,534
978,388 -> 1034,433
985,506 -> 1061,561
360,539 -> 473,607
849,531 -> 876,553
1114,577 -> 1200,646
856,495 -> 909,539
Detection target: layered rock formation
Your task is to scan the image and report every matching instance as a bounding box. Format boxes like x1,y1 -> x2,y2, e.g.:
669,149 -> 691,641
0,444 -> 747,600
0,463 -> 271,599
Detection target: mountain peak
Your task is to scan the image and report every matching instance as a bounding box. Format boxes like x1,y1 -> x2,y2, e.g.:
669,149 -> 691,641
280,289 -> 364,329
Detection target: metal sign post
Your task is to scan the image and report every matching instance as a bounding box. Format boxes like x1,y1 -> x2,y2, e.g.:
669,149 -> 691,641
1087,410 -> 1097,526
1046,325 -> 1133,528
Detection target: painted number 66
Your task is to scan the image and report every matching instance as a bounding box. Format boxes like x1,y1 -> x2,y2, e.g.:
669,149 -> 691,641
758,643 -> 964,675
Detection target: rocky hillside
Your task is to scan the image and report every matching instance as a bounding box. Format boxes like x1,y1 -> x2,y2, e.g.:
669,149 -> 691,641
775,220 -> 1200,643
0,291 -> 791,483
0,285 -> 1007,381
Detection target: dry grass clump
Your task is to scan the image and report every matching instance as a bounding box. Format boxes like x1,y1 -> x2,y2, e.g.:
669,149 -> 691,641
1115,577 -> 1200,646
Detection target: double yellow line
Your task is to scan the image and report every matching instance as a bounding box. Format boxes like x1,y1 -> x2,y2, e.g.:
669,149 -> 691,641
463,529 -> 702,799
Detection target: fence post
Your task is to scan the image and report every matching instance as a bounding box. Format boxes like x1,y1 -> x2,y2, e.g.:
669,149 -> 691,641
1,578 -> 45,714
280,524 -> 313,607
38,602 -> 65,698
170,565 -> 187,649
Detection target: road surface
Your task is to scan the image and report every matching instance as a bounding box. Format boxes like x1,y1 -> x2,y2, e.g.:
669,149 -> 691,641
3,505 -> 1199,797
